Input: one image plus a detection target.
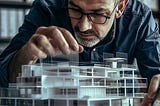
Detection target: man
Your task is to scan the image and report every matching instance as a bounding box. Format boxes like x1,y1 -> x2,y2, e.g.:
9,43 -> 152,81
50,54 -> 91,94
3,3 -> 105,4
0,0 -> 159,105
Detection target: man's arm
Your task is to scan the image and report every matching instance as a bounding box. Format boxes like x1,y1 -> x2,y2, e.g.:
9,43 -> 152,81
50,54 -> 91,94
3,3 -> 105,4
133,3 -> 160,105
8,26 -> 83,82
0,0 -> 82,87
142,74 -> 160,106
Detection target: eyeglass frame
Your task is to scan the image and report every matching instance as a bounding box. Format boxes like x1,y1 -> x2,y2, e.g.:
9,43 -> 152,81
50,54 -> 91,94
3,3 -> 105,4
68,0 -> 120,24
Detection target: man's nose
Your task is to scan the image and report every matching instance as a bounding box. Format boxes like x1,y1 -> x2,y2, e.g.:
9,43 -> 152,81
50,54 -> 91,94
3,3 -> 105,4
78,15 -> 92,32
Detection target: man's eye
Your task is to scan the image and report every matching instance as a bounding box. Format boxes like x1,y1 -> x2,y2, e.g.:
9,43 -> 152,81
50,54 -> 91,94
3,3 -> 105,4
90,13 -> 103,18
71,8 -> 81,12
72,9 -> 78,13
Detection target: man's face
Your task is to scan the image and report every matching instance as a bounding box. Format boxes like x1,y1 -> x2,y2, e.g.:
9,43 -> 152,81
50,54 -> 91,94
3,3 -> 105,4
68,0 -> 116,47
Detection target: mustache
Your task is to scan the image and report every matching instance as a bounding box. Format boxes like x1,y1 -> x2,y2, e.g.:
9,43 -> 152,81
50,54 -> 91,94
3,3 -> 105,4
74,27 -> 101,40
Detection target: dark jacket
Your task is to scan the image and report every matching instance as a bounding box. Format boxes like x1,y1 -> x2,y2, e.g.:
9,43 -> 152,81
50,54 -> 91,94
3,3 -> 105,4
0,0 -> 160,87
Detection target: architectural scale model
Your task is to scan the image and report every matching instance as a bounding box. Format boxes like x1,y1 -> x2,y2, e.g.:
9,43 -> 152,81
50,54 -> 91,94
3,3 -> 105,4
0,53 -> 148,106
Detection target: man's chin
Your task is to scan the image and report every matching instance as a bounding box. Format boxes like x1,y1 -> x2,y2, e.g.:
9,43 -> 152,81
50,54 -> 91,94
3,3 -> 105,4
78,39 -> 99,47
75,34 -> 100,47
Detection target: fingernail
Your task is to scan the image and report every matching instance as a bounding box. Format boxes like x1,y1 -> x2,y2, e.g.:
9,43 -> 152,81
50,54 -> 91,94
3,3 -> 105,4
79,45 -> 84,53
72,44 -> 79,51
41,52 -> 47,58
64,48 -> 70,55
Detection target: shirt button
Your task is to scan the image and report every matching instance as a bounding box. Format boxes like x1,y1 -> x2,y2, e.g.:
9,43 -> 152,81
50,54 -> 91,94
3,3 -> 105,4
93,48 -> 96,51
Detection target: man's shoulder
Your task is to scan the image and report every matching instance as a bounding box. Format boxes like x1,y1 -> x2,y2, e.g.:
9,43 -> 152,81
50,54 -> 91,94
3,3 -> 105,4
124,0 -> 152,17
33,0 -> 66,9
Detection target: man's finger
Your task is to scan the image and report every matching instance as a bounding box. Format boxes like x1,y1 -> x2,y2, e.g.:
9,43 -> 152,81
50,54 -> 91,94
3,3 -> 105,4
34,34 -> 57,56
59,27 -> 81,52
36,26 -> 70,55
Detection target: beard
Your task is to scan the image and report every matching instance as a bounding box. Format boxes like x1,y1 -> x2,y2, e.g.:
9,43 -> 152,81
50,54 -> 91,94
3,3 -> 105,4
74,27 -> 102,47
75,33 -> 100,47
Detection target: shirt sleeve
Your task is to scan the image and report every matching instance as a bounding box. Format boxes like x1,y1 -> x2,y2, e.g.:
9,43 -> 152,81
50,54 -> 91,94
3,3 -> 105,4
135,7 -> 160,84
0,0 -> 58,87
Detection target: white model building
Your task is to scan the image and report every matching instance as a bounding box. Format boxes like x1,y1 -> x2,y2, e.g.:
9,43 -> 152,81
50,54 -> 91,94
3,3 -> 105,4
0,54 -> 148,106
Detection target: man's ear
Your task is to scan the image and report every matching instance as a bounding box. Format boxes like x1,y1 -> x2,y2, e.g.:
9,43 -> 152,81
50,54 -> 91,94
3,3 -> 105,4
115,0 -> 129,18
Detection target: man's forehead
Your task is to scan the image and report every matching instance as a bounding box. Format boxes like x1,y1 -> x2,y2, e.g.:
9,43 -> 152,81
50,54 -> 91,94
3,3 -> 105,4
68,0 -> 115,11
68,0 -> 115,14
69,0 -> 114,5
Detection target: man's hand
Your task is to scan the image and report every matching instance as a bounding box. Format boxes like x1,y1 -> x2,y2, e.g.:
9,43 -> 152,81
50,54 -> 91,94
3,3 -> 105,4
142,74 -> 160,106
8,26 -> 84,82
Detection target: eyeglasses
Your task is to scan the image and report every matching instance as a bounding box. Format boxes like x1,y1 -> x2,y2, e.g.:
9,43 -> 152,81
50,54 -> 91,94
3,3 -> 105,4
68,1 -> 119,24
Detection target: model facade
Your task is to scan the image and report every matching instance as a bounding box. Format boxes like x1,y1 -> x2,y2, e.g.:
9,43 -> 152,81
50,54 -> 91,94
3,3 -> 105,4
0,55 -> 147,106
